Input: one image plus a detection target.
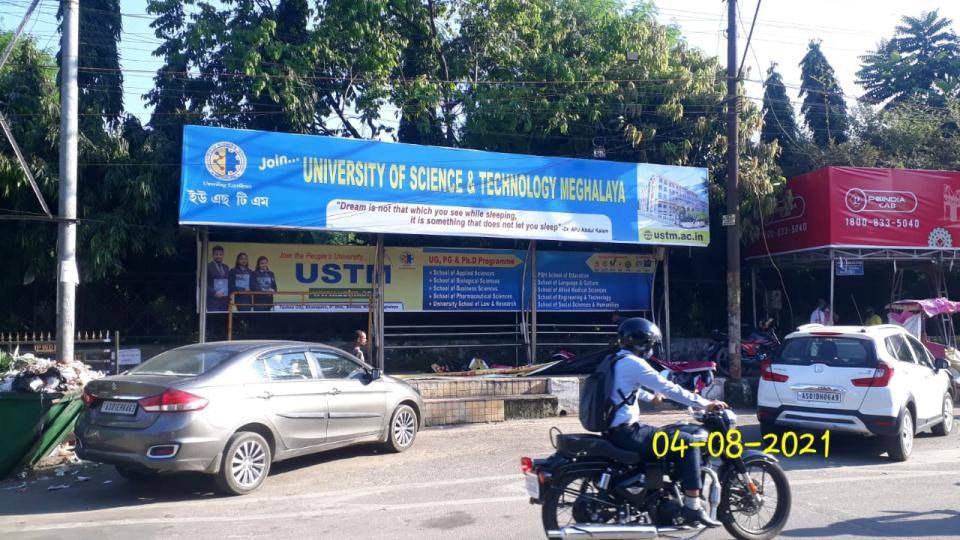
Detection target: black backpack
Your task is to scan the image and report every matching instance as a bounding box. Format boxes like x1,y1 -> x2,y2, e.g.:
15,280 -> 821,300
579,352 -> 636,432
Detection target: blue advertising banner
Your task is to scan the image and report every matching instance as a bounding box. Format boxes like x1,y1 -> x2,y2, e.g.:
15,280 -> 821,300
535,252 -> 655,311
180,126 -> 710,246
206,242 -> 652,312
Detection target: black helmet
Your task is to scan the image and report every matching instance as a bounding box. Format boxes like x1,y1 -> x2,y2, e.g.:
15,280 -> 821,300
618,317 -> 662,354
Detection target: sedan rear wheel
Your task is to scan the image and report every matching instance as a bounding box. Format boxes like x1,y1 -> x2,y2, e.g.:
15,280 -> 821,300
215,431 -> 271,495
384,404 -> 418,453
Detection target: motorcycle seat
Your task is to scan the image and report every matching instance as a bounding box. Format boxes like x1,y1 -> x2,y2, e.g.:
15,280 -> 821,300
557,434 -> 640,465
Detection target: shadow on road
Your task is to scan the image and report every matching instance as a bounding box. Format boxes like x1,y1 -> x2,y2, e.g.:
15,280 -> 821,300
783,509 -> 960,537
734,424 -> 956,471
0,443 -> 386,517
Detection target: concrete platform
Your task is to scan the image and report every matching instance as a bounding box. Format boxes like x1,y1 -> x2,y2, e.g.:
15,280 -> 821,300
406,377 -> 570,426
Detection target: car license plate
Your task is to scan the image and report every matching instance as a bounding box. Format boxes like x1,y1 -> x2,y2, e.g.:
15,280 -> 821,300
101,400 -> 138,416
797,391 -> 841,403
524,473 -> 540,499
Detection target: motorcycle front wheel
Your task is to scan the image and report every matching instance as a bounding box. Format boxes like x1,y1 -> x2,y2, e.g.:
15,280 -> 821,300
720,459 -> 791,540
541,472 -> 618,532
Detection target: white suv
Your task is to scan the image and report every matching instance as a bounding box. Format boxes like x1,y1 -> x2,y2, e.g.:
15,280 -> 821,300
758,324 -> 955,461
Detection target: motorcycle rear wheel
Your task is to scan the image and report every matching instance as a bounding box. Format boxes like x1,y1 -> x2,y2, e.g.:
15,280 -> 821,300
720,459 -> 791,540
541,472 -> 617,532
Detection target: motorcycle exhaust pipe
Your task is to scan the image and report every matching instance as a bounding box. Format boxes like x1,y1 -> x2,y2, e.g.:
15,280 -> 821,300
546,525 -> 659,539
546,525 -> 706,540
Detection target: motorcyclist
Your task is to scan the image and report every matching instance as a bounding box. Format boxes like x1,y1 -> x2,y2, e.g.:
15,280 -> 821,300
604,317 -> 728,528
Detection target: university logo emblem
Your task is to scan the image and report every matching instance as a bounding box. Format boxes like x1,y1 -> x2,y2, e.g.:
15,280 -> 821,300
204,142 -> 247,180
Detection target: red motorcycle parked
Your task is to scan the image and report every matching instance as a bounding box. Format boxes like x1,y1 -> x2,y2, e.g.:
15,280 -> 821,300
706,320 -> 781,377
648,355 -> 717,395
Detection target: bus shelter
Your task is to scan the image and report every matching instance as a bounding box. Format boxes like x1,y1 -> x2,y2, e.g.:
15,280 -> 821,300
178,126 -> 712,371
746,166 -> 960,332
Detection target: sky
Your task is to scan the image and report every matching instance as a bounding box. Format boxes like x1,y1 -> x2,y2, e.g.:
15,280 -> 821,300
2,0 -> 960,123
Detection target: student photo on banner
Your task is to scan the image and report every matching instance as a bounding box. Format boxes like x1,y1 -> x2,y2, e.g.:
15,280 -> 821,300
230,252 -> 253,311
253,256 -> 278,311
207,245 -> 230,312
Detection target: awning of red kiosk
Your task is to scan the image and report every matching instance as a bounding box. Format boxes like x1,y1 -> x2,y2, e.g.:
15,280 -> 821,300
747,166 -> 960,258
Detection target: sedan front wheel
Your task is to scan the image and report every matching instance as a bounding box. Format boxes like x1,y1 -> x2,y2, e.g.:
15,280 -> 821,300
385,404 -> 418,453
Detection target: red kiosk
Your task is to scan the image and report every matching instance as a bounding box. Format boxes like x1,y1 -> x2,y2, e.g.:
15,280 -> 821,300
747,166 -> 960,340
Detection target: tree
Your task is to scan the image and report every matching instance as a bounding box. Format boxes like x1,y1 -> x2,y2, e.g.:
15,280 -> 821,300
799,40 -> 849,147
390,0 -> 457,145
58,0 -> 124,129
761,65 -> 799,148
857,10 -> 960,108
0,34 -> 60,318
797,100 -> 960,172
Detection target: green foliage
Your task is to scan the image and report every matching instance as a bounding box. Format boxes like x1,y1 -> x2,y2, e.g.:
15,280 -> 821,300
857,10 -> 960,108
761,65 -> 799,148
58,0 -> 124,128
799,41 -> 849,147
0,34 -> 61,299
0,0 -> 792,336
794,100 -> 960,172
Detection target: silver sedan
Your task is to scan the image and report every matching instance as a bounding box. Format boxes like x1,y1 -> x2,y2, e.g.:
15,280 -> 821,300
76,341 -> 424,495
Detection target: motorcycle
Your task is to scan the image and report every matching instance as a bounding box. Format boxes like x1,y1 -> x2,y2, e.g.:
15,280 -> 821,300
706,324 -> 780,378
648,356 -> 716,396
522,409 -> 791,540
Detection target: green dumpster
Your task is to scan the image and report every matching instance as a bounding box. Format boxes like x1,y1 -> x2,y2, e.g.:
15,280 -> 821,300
0,390 -> 84,479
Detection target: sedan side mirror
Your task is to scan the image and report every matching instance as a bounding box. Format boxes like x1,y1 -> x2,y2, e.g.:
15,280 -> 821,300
934,358 -> 949,372
369,368 -> 382,380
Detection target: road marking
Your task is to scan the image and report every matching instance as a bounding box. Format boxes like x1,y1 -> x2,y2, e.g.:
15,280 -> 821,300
790,468 -> 960,486
0,496 -> 530,533
8,467 -> 960,534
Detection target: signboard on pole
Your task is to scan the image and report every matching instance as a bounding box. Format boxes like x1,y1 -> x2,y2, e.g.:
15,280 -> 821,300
202,242 -> 654,313
835,259 -> 864,276
179,126 -> 709,246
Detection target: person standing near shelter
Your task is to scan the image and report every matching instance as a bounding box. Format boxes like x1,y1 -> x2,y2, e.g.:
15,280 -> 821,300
229,253 -> 253,311
864,306 -> 883,326
207,246 -> 230,312
351,330 -> 368,363
252,256 -> 277,311
810,299 -> 832,326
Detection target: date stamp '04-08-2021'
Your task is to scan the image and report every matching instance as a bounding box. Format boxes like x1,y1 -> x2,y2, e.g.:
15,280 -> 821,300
651,429 -> 832,460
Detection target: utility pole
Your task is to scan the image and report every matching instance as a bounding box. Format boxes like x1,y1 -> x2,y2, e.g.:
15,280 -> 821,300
56,0 -> 80,363
725,0 -> 743,383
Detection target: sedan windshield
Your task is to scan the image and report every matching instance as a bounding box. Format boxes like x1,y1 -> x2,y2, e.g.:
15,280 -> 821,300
130,348 -> 236,376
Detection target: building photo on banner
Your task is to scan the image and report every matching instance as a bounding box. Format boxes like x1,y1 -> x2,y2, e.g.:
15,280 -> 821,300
180,126 -> 710,247
204,243 -> 656,314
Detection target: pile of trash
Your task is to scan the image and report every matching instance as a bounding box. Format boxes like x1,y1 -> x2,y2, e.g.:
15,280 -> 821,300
0,351 -> 104,393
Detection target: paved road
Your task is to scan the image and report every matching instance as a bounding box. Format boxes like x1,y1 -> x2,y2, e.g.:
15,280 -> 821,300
1,409 -> 958,539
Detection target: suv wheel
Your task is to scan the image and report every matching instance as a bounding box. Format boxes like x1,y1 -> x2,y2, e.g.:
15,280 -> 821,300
215,431 -> 272,495
931,393 -> 955,436
886,409 -> 914,462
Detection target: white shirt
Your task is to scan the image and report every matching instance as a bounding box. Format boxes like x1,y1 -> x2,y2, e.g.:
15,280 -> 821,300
608,349 -> 711,429
810,308 -> 832,325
